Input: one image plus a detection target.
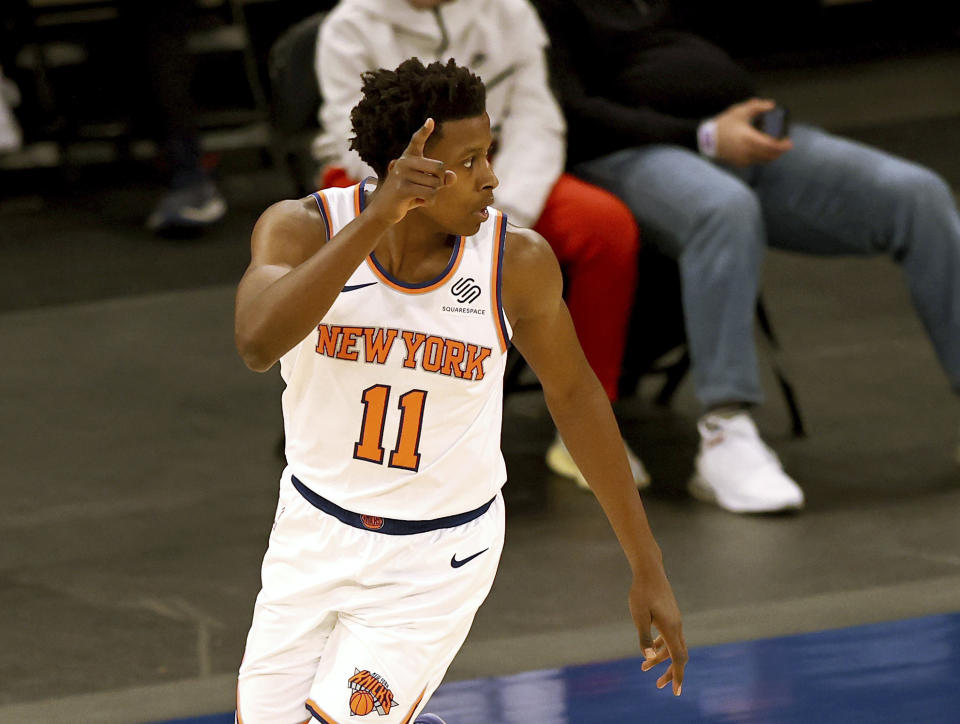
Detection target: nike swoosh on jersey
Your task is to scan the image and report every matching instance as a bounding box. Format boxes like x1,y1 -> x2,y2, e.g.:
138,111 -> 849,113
450,548 -> 489,568
341,282 -> 378,293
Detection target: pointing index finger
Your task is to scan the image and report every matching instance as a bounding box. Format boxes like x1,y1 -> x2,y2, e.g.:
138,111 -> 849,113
404,118 -> 435,158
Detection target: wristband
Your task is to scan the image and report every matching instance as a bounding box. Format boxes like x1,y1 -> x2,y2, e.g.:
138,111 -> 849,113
697,119 -> 718,158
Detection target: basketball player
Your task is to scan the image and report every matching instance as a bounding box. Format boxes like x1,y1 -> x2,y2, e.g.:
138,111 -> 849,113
233,58 -> 686,723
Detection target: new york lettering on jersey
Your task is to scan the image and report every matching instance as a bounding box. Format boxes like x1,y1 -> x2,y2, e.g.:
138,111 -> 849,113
315,324 -> 492,380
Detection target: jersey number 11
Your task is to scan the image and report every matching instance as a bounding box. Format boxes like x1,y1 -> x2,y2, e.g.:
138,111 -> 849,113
354,384 -> 427,472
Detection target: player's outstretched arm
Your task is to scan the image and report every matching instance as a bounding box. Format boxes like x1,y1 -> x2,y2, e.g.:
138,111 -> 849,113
502,228 -> 687,696
235,119 -> 455,372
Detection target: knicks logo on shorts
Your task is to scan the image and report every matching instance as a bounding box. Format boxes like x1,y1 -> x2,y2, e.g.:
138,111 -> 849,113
361,515 -> 384,530
348,668 -> 396,716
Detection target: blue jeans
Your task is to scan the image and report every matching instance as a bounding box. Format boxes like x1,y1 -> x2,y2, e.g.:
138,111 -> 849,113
575,124 -> 960,408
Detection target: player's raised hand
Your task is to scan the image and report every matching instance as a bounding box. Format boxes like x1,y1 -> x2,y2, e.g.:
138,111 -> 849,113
630,568 -> 687,696
367,118 -> 458,225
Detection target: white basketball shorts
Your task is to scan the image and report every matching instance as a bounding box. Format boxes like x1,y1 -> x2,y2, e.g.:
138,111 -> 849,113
236,469 -> 505,724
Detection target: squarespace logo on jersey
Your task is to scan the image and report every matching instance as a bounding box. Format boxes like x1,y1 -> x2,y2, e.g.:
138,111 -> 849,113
443,277 -> 485,316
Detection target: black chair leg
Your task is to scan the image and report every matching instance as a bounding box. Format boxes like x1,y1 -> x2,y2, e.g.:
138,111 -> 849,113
655,351 -> 691,407
756,296 -> 806,438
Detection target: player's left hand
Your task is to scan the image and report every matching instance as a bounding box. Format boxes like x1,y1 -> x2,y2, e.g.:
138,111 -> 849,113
629,568 -> 687,696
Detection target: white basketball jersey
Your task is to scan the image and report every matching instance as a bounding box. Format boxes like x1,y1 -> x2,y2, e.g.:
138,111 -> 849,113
279,180 -> 512,519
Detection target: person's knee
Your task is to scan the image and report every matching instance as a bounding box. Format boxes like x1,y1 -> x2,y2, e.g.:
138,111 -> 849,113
878,164 -> 956,259
685,184 -> 763,261
590,194 -> 640,261
893,165 -> 954,212
565,189 -> 639,250
547,191 -> 640,266
695,184 -> 762,232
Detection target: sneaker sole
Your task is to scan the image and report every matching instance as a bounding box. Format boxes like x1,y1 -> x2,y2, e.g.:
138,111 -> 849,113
688,473 -> 804,514
147,198 -> 227,232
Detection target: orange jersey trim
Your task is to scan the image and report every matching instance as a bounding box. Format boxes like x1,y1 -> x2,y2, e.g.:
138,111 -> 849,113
490,211 -> 509,353
353,183 -> 363,217
400,687 -> 427,724
365,237 -> 465,295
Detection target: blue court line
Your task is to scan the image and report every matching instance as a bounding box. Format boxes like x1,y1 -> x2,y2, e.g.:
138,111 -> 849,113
149,612 -> 960,723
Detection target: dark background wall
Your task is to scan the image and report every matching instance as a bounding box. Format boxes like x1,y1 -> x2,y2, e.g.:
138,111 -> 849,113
1,0 -> 957,157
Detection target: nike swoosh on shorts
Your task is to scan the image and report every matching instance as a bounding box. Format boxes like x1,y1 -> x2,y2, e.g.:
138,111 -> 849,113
450,548 -> 489,568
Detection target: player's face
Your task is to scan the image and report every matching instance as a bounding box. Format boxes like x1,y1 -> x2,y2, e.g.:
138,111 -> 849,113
422,113 -> 499,236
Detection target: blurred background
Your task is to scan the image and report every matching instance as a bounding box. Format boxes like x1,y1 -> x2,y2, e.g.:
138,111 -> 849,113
1,1 -> 959,722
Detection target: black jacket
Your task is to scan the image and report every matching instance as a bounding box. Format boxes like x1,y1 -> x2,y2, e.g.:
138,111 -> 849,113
532,0 -> 757,164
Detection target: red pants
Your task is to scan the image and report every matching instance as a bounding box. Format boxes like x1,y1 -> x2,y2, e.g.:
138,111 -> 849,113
319,169 -> 639,401
533,173 -> 639,401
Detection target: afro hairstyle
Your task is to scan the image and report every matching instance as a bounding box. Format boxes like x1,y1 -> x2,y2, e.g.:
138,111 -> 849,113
349,57 -> 487,180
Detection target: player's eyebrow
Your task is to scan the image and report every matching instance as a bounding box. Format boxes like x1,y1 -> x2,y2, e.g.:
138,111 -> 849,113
459,144 -> 490,157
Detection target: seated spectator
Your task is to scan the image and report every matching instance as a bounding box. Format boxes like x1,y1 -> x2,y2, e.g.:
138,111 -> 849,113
313,0 -> 649,488
533,0 -> 960,513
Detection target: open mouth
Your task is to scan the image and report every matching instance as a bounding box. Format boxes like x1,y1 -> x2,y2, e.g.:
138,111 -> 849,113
474,197 -> 494,221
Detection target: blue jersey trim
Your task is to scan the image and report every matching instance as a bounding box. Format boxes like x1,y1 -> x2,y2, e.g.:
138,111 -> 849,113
368,236 -> 464,290
495,212 -> 511,349
311,192 -> 331,239
358,176 -> 374,212
292,475 -> 495,535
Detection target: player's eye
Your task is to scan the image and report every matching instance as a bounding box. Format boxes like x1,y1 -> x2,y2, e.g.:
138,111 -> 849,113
462,157 -> 474,169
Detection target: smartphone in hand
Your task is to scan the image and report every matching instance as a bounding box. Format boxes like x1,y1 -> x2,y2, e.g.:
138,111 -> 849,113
752,106 -> 790,139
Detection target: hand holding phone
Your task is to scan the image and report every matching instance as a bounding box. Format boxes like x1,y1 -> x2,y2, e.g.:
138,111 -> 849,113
752,106 -> 790,139
714,98 -> 793,165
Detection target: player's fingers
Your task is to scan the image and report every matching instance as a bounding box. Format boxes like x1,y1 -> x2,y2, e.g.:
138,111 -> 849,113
637,622 -> 657,661
657,622 -> 687,695
443,169 -> 458,186
404,177 -> 448,208
400,156 -> 446,182
403,117 -> 435,158
640,645 -> 671,671
640,635 -> 668,669
656,665 -> 676,690
640,636 -> 670,669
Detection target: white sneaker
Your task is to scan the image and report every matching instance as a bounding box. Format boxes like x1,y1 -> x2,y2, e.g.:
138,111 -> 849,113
546,434 -> 651,490
688,412 -> 804,513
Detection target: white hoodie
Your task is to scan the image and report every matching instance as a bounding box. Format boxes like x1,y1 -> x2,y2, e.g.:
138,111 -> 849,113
314,0 -> 566,227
